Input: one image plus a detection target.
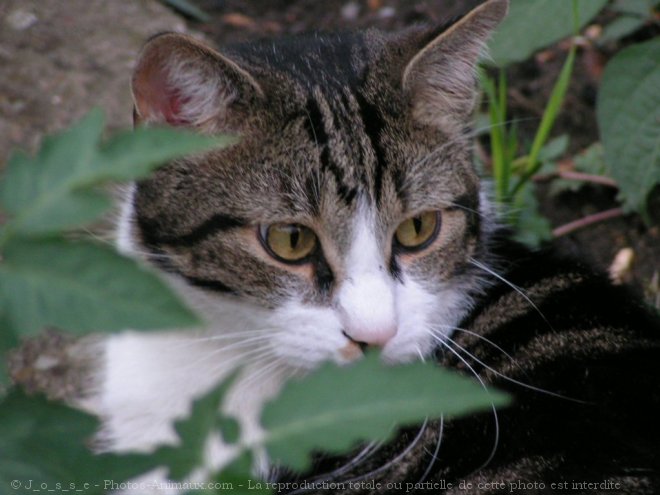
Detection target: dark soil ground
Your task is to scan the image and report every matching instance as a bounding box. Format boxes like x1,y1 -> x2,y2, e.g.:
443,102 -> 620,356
187,0 -> 660,305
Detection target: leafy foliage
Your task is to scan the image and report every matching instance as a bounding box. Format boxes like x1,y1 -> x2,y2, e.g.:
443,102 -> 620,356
482,0 -> 660,245
597,37 -> 660,216
159,0 -> 210,23
600,0 -> 660,44
0,109 -> 231,384
0,390 -> 156,495
480,35 -> 576,247
153,373 -> 238,481
488,0 -> 608,67
0,110 -> 231,237
262,352 -> 508,471
0,238 -> 199,337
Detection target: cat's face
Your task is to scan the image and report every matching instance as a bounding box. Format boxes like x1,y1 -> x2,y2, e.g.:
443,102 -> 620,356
119,0 -> 507,370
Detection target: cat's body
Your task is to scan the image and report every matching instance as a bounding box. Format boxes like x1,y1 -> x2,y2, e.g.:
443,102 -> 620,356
85,0 -> 660,492
281,237 -> 660,494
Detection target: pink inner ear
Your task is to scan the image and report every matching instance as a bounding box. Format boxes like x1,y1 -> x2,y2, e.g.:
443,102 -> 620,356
162,92 -> 189,126
135,66 -> 192,126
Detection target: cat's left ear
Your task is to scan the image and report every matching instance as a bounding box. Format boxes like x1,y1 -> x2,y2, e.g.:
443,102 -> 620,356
131,33 -> 264,132
402,0 -> 508,130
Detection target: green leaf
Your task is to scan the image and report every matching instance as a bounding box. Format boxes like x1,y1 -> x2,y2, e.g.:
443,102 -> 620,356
262,353 -> 509,471
0,390 -> 155,495
0,315 -> 19,389
95,127 -> 236,183
488,0 -> 608,67
201,453 -> 270,495
0,238 -> 199,336
153,372 -> 238,481
597,38 -> 660,214
0,110 -> 106,235
511,42 -> 577,198
611,0 -> 657,16
538,134 -> 569,163
545,143 -> 608,197
219,416 -> 241,445
0,109 -> 229,237
160,0 -> 211,22
599,16 -> 646,45
575,142 -> 608,175
512,184 -> 553,248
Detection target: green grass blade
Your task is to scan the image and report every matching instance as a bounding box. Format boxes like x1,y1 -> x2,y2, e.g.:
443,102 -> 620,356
480,70 -> 508,204
512,42 -> 576,197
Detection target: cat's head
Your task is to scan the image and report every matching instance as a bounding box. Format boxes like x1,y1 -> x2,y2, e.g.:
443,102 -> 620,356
118,0 -> 508,369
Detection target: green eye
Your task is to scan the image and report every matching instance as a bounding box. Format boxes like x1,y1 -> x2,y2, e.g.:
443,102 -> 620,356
260,223 -> 317,262
394,211 -> 440,251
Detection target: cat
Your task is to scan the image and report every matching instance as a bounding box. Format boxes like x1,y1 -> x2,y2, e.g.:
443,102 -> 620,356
84,0 -> 660,492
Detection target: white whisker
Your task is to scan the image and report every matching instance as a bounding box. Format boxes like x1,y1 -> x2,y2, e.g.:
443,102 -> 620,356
428,330 -> 500,469
287,423 -> 429,494
445,334 -> 586,403
437,325 -> 519,367
339,420 -> 429,486
180,343 -> 275,376
468,257 -> 554,332
297,441 -> 384,488
417,414 -> 444,485
239,357 -> 288,391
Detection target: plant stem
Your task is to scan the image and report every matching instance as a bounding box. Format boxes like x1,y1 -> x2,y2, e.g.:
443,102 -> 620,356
511,0 -> 581,198
511,43 -> 577,197
481,70 -> 509,204
552,207 -> 625,237
533,170 -> 619,188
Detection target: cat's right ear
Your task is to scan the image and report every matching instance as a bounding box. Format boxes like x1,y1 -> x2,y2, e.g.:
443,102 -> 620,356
402,0 -> 508,130
131,33 -> 263,131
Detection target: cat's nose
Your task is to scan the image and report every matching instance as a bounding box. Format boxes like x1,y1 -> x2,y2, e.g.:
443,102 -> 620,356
337,271 -> 398,348
342,326 -> 397,348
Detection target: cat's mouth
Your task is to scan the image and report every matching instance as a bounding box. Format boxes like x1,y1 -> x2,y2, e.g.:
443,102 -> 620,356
339,340 -> 364,362
341,330 -> 369,353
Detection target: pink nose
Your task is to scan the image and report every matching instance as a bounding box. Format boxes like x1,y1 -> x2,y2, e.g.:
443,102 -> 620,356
343,325 -> 397,348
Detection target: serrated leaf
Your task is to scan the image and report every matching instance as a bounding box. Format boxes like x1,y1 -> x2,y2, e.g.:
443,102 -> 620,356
512,184 -> 553,248
538,135 -> 569,163
95,128 -> 236,183
0,111 -> 105,235
201,452 -> 269,495
0,390 -> 155,495
597,38 -> 660,214
599,16 -> 646,45
0,315 -> 19,388
488,0 -> 608,67
8,189 -> 112,235
574,142 -> 607,176
153,372 -> 238,481
611,0 -> 656,16
0,238 -> 199,336
219,416 -> 241,445
0,109 -> 230,237
547,143 -> 609,197
160,0 -> 211,22
262,353 -> 509,471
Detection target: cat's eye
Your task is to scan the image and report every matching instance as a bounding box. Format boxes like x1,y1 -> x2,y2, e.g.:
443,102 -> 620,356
394,211 -> 440,252
260,223 -> 317,263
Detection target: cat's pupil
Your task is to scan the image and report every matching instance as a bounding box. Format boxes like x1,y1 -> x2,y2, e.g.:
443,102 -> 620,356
262,223 -> 317,262
412,216 -> 423,236
290,229 -> 300,250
